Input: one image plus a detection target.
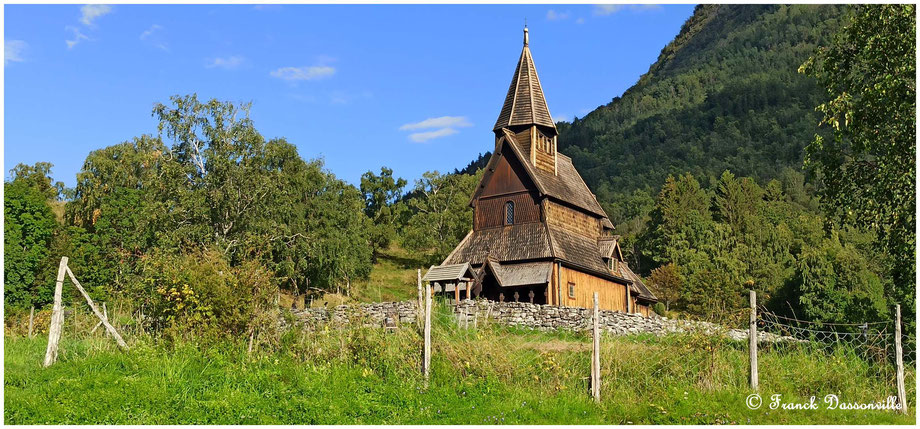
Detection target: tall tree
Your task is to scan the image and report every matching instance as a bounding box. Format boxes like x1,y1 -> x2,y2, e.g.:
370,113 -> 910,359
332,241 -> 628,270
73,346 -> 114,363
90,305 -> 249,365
402,170 -> 481,264
799,5 -> 916,321
648,263 -> 682,311
360,167 -> 407,259
4,165 -> 59,308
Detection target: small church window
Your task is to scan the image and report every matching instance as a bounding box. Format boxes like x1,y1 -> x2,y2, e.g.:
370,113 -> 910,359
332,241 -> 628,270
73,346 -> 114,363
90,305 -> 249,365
568,282 -> 576,299
505,201 -> 515,225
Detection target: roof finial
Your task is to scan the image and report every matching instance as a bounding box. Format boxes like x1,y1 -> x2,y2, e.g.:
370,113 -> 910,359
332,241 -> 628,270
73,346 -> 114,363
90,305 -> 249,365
523,23 -> 529,46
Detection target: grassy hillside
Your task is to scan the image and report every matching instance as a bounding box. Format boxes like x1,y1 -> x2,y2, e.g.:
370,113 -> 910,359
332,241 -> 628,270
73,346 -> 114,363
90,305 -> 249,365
4,303 -> 914,424
554,5 -> 847,223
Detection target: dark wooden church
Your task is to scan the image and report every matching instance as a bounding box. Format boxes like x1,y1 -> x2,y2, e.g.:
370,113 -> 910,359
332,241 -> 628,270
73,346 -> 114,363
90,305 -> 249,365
424,27 -> 657,316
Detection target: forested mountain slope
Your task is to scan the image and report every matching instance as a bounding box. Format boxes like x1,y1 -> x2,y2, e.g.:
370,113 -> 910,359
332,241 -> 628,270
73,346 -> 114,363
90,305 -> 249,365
554,4 -> 847,223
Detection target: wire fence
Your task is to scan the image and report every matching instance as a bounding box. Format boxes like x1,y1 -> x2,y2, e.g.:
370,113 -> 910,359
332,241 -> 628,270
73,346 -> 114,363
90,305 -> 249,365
758,307 -> 915,393
421,292 -> 914,413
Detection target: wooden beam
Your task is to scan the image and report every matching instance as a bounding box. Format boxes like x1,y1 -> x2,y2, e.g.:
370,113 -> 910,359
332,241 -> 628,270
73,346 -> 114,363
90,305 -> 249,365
66,266 -> 128,350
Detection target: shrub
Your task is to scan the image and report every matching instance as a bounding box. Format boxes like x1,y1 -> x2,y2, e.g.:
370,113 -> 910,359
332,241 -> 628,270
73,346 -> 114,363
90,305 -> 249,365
139,249 -> 278,343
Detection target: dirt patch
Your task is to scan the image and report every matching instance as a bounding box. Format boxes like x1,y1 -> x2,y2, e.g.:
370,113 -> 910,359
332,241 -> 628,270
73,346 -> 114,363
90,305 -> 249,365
522,339 -> 590,353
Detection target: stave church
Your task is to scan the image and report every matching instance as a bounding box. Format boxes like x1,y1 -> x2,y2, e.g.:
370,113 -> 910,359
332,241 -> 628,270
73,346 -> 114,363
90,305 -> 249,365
424,27 -> 657,316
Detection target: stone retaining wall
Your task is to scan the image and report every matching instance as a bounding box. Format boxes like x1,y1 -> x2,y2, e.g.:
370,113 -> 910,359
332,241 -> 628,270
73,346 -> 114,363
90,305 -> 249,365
288,299 -> 790,342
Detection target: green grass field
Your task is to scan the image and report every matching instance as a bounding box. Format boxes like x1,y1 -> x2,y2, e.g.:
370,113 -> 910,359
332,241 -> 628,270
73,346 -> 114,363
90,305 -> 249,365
5,303 -> 915,424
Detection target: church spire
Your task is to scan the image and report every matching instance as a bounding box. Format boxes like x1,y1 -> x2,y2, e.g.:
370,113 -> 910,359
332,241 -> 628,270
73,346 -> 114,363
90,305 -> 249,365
493,26 -> 556,134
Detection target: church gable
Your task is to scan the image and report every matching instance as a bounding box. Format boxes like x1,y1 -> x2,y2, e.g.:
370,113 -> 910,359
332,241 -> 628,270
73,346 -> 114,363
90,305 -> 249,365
478,147 -> 533,198
473,141 -> 542,230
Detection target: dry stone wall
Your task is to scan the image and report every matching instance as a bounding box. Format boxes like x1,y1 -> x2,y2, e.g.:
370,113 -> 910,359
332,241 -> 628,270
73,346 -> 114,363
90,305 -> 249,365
288,299 -> 793,342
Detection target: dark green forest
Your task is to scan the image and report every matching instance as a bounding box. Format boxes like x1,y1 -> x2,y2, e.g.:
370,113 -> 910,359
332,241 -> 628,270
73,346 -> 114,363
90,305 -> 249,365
556,5 -> 845,224
4,5 -> 915,340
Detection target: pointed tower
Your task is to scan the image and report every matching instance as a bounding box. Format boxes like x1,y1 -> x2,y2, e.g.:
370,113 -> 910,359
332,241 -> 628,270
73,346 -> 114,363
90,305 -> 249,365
493,26 -> 558,175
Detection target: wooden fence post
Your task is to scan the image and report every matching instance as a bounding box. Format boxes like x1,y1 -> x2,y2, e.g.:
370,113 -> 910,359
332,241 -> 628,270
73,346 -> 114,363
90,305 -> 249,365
423,281 -> 432,385
65,266 -> 128,349
895,304 -> 907,414
591,292 -> 601,402
43,257 -> 69,367
28,306 -> 35,338
749,290 -> 759,391
417,269 -> 423,329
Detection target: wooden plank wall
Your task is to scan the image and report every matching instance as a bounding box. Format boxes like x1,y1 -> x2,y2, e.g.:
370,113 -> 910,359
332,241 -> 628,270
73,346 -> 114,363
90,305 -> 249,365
475,192 -> 540,229
545,201 -> 601,239
558,266 -> 628,312
479,155 -> 528,197
533,131 -> 555,174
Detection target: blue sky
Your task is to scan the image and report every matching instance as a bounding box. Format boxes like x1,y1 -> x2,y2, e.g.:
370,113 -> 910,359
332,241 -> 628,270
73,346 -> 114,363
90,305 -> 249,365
4,4 -> 695,188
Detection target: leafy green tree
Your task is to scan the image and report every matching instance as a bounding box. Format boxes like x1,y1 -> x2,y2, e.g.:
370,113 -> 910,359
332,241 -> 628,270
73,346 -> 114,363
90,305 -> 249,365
4,181 -> 56,308
8,162 -> 65,201
792,234 -> 888,324
66,95 -> 374,297
303,175 -> 373,295
360,167 -> 407,259
4,168 -> 58,308
642,174 -> 714,267
799,4 -> 916,321
402,170 -> 481,264
648,263 -> 681,311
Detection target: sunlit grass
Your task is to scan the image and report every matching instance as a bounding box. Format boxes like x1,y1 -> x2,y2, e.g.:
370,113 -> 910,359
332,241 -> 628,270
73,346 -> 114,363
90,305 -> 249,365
5,304 -> 914,424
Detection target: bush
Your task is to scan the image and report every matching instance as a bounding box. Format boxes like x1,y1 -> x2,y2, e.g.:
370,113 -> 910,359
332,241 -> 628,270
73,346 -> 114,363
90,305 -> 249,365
139,249 -> 278,343
652,302 -> 666,316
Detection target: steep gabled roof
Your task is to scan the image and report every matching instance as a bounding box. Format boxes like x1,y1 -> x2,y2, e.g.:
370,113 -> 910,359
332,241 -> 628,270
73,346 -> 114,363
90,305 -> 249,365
423,262 -> 475,282
470,130 -> 608,219
493,27 -> 556,132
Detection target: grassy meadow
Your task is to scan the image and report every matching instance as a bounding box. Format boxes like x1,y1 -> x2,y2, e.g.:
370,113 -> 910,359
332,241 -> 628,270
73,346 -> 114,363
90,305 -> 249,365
4,299 -> 915,425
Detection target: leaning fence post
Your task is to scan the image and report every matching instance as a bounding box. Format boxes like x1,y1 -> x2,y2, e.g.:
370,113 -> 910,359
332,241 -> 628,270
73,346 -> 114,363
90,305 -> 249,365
65,266 -> 128,349
28,306 -> 35,338
423,281 -> 432,385
895,304 -> 907,414
749,290 -> 759,391
43,257 -> 69,367
591,292 -> 601,402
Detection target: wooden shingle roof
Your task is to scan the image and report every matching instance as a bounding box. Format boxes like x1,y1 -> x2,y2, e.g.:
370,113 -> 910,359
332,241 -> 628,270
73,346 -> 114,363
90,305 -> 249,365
484,260 -> 553,287
500,130 -> 607,217
493,27 -> 556,132
442,222 -> 553,266
423,262 -> 475,282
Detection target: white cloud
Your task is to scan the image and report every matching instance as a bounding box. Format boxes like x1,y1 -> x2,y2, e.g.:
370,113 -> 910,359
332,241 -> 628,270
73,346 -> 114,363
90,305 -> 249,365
207,55 -> 245,69
80,4 -> 112,27
5,40 -> 27,65
399,116 -> 472,131
140,24 -> 162,40
400,116 -> 472,143
65,26 -> 90,49
409,128 -> 458,143
270,65 -> 336,81
139,24 -> 169,51
593,4 -> 661,16
593,5 -> 624,16
546,10 -> 570,21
